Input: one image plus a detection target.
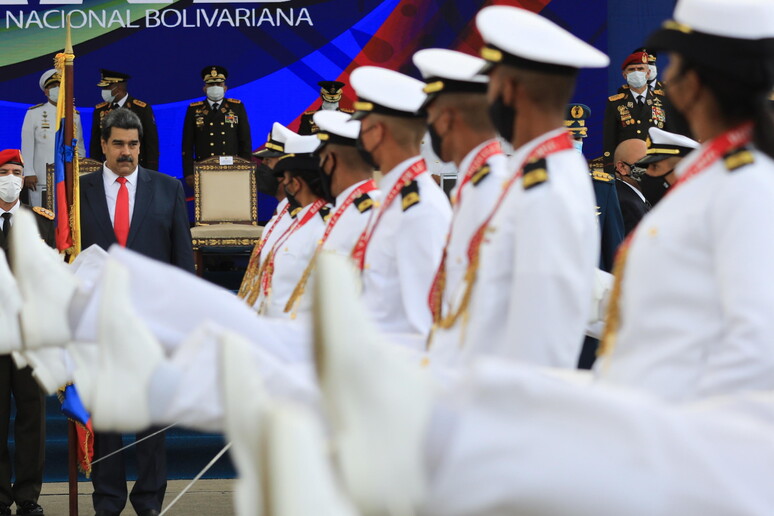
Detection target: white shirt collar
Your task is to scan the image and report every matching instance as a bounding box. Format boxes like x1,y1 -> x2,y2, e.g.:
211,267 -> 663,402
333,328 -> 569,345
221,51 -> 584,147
208,99 -> 222,109
103,163 -> 138,184
0,200 -> 20,217
114,95 -> 128,108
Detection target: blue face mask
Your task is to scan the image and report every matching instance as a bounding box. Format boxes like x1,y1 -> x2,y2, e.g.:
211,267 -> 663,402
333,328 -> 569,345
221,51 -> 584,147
572,139 -> 584,154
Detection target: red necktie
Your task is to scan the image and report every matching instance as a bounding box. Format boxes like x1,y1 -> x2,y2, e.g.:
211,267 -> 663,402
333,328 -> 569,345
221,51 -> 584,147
114,176 -> 130,247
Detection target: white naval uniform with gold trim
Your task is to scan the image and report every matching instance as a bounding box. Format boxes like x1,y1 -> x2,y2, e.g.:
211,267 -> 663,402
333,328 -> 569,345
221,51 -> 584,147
322,180 -> 382,256
258,198 -> 293,266
21,101 -> 85,207
596,146 -> 774,401
454,128 -> 599,368
361,157 -> 451,349
428,140 -> 508,362
255,201 -> 327,318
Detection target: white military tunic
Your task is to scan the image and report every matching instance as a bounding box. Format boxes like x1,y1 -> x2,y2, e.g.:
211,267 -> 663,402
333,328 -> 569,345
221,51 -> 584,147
259,198 -> 294,265
428,139 -> 508,361
360,157 -> 452,347
323,179 -> 381,256
21,101 -> 85,207
453,128 -> 599,368
597,145 -> 774,401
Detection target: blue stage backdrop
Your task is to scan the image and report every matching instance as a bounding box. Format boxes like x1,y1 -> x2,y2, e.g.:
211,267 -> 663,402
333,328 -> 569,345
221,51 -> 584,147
0,0 -> 674,219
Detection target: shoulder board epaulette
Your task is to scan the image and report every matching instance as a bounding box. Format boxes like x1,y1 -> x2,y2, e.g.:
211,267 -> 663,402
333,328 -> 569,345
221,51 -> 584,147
591,169 -> 614,182
724,147 -> 755,172
226,98 -> 241,104
608,93 -> 625,101
290,206 -> 302,218
132,99 -> 147,108
28,102 -> 45,110
190,100 -> 204,107
339,107 -> 355,114
522,158 -> 548,190
470,164 -> 491,186
319,205 -> 331,222
303,110 -> 316,116
401,180 -> 420,211
96,101 -> 109,109
652,89 -> 665,96
32,206 -> 55,220
354,192 -> 374,213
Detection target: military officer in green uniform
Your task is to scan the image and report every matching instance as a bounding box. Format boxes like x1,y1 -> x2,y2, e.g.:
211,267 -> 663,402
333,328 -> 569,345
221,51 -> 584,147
602,51 -> 669,171
182,66 -> 252,186
90,70 -> 159,171
298,80 -> 354,135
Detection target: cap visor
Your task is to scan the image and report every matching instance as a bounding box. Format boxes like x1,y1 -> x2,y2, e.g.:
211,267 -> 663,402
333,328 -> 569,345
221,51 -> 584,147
635,154 -> 668,167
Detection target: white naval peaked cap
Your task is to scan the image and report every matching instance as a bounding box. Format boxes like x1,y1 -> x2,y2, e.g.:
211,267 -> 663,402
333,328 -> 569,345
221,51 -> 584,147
313,111 -> 360,146
350,66 -> 427,120
476,6 -> 609,74
39,69 -> 60,91
253,122 -> 297,158
637,127 -> 700,166
413,49 -> 488,108
283,133 -> 321,155
674,0 -> 774,40
646,0 -> 774,87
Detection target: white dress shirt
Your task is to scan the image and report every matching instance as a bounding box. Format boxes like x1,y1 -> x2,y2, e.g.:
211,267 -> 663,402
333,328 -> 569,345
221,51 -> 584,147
0,200 -> 21,227
102,165 -> 138,226
449,128 -> 599,368
360,156 -> 452,349
597,145 -> 774,401
255,201 -> 327,318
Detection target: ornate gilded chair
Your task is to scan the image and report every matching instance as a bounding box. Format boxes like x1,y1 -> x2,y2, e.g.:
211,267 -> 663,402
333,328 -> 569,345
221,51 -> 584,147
190,156 -> 264,276
45,157 -> 103,212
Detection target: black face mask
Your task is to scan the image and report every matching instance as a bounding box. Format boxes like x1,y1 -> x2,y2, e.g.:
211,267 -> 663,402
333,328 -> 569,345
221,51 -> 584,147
428,123 -> 448,164
488,94 -> 516,143
356,133 -> 379,170
319,154 -> 337,205
255,163 -> 279,197
638,170 -> 672,206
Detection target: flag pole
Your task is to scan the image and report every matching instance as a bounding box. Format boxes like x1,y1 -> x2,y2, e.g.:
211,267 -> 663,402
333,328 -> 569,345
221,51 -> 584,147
61,16 -> 81,516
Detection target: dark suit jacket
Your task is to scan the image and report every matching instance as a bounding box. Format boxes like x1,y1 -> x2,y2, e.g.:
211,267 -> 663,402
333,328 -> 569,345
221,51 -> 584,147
80,167 -> 194,272
0,205 -> 56,258
590,173 -> 625,273
616,178 -> 651,237
90,95 -> 160,171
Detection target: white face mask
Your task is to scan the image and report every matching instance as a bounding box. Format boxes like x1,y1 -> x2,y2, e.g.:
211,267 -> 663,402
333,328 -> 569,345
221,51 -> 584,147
321,100 -> 338,111
0,175 -> 23,203
648,65 -> 658,81
626,71 -> 648,89
48,86 -> 59,104
206,86 -> 225,102
101,89 -> 116,103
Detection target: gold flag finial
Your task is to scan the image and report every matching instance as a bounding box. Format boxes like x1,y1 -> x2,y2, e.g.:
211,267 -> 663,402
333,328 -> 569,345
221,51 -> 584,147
64,13 -> 73,53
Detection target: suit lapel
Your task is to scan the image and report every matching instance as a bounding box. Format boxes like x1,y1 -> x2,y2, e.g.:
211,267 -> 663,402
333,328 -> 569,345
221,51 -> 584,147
82,171 -> 116,244
127,167 -> 153,248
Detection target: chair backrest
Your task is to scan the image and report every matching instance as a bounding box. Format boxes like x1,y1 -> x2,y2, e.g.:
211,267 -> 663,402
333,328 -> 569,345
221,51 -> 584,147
194,156 -> 258,226
45,157 -> 104,212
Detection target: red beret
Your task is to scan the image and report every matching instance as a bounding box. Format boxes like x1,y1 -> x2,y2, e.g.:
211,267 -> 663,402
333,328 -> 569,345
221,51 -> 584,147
621,51 -> 649,70
0,149 -> 24,168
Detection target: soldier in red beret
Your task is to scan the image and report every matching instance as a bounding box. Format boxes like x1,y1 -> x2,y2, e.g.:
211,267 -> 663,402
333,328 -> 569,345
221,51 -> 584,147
0,149 -> 54,516
602,51 -> 670,171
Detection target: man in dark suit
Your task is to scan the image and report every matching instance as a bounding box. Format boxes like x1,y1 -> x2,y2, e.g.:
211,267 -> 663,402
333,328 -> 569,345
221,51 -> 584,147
612,138 -> 651,236
80,109 -> 193,516
0,149 -> 53,516
181,66 -> 251,187
90,70 -> 159,171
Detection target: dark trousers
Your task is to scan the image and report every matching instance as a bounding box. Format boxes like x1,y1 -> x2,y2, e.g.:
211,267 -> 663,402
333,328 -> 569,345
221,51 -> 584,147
91,429 -> 167,514
0,356 -> 45,506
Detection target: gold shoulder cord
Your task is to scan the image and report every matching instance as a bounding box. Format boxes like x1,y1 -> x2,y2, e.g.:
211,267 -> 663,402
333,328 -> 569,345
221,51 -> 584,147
237,241 -> 263,299
282,246 -> 321,319
597,242 -> 631,360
